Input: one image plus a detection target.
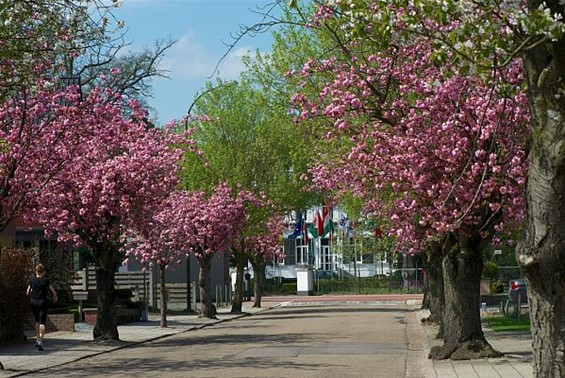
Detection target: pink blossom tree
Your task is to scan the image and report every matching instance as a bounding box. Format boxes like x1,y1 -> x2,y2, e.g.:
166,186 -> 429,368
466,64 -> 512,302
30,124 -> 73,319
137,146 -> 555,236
128,183 -> 255,319
246,215 -> 285,308
123,190 -> 195,328
31,87 -> 183,340
229,211 -> 286,312
291,33 -> 529,358
0,80 -> 85,232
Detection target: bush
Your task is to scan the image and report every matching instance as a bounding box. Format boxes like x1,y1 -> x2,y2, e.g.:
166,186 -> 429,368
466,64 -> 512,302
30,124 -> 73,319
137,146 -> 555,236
263,279 -> 296,295
117,308 -> 141,324
483,261 -> 498,279
115,288 -> 133,301
0,248 -> 33,344
124,300 -> 146,311
263,275 -> 424,296
491,279 -> 505,294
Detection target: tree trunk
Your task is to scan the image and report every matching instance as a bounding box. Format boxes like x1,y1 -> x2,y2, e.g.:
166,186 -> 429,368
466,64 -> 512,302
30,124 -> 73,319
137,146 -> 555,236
230,251 -> 246,313
251,255 -> 265,308
518,33 -> 565,377
159,264 -> 167,328
93,249 -> 119,341
429,239 -> 500,360
421,243 -> 444,331
198,254 -> 217,319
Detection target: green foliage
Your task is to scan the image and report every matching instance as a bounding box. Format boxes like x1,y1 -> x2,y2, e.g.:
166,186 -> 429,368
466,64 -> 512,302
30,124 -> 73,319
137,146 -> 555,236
263,279 -> 297,295
115,288 -> 133,302
179,74 -> 318,238
263,275 -> 424,295
491,279 -> 505,294
483,261 -> 498,279
116,308 -> 141,325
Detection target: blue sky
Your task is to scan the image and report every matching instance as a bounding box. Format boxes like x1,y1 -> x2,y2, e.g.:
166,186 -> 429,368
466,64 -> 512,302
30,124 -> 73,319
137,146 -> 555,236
113,0 -> 280,125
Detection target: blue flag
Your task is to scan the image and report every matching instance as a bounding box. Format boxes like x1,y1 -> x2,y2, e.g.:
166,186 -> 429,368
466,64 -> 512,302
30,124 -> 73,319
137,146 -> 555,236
288,213 -> 304,239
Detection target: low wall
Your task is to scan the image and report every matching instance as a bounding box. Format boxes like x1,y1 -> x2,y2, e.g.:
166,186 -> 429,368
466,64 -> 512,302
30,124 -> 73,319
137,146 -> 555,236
26,313 -> 75,332
83,308 -> 141,325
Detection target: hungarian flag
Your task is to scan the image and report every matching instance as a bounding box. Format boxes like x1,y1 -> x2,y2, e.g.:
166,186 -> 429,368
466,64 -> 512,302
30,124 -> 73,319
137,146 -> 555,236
315,210 -> 324,236
322,205 -> 332,237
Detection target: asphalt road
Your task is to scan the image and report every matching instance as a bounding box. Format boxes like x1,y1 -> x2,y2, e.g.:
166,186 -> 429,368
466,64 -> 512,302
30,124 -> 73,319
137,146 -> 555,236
24,302 -> 417,378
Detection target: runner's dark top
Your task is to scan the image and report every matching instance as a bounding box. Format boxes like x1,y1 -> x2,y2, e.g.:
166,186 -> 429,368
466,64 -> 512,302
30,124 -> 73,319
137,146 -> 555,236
29,276 -> 51,301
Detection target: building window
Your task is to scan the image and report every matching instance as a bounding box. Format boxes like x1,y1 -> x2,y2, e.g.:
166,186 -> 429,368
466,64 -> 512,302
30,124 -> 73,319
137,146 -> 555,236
296,238 -> 308,265
320,240 -> 332,271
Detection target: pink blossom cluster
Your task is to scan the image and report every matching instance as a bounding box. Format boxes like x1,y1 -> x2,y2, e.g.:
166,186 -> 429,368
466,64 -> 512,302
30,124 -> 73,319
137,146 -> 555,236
0,81 -> 89,229
291,37 -> 529,252
29,86 -> 184,246
243,215 -> 286,262
125,183 -> 257,268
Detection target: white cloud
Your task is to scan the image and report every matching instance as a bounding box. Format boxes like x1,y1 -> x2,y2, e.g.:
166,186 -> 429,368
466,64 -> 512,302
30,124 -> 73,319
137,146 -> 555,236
163,31 -> 253,81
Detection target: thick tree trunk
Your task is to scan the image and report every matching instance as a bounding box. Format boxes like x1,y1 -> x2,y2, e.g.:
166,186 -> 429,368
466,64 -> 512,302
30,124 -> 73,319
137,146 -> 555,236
429,240 -> 500,360
159,264 -> 167,328
518,33 -> 565,377
421,244 -> 444,331
198,254 -> 217,319
230,252 -> 246,313
93,258 -> 119,341
251,255 -> 265,308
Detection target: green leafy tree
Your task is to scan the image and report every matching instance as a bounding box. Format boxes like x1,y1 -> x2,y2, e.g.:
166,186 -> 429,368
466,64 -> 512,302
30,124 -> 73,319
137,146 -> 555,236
180,76 -> 315,312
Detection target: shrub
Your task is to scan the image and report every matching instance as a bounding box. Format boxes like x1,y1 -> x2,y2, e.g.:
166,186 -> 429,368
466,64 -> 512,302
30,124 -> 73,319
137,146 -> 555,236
0,248 -> 33,344
116,308 -> 141,324
115,288 -> 133,301
483,261 -> 498,279
491,279 -> 505,294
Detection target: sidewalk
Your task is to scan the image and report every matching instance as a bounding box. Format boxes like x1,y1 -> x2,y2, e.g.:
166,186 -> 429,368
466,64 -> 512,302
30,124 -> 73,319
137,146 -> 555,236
0,299 -> 534,377
0,303 -> 271,377
407,306 -> 533,378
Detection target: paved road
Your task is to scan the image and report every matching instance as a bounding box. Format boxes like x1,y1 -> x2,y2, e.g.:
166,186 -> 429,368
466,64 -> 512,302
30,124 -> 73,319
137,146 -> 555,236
23,302 -> 417,378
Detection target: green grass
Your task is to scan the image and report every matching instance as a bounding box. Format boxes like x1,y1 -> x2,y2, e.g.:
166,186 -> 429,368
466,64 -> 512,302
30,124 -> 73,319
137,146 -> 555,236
483,315 -> 531,332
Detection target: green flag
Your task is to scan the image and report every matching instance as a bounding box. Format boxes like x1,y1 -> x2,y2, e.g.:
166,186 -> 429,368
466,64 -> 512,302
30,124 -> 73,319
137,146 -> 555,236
307,222 -> 319,239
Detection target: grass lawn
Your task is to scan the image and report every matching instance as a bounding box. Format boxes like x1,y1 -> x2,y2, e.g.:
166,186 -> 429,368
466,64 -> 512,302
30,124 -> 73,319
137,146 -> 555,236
483,315 -> 531,332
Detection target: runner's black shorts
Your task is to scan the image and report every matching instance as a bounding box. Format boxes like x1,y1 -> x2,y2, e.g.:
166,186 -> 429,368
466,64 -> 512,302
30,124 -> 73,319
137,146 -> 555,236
30,299 -> 48,325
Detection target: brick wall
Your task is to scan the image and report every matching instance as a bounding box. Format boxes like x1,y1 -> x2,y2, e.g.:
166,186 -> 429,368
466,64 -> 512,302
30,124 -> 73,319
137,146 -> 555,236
26,313 -> 74,332
83,309 -> 97,325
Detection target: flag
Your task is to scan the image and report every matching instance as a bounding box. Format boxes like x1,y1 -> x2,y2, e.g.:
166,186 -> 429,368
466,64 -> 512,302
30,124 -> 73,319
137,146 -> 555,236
337,210 -> 349,236
314,210 -> 324,236
288,213 -> 303,239
307,222 -> 319,239
323,205 -> 332,237
301,214 -> 309,243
